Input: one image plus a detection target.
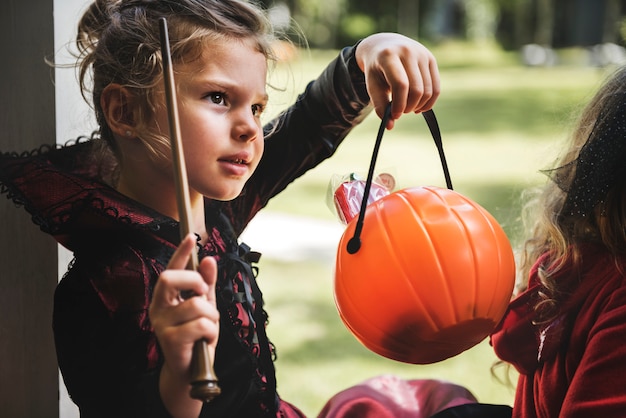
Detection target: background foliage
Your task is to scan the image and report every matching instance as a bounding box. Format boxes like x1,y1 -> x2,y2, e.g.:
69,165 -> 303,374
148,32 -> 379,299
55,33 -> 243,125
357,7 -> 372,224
259,0 -> 626,51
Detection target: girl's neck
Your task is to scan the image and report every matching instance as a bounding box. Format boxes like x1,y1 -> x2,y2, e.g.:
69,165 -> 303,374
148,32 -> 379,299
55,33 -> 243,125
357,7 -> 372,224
116,172 -> 209,244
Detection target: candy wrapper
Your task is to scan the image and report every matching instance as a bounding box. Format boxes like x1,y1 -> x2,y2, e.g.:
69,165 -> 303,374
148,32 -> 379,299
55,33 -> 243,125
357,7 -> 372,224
328,172 -> 396,225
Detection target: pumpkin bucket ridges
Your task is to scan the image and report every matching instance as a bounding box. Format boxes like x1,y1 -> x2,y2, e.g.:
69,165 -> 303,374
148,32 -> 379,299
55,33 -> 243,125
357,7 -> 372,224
334,186 -> 515,364
377,191 -> 450,328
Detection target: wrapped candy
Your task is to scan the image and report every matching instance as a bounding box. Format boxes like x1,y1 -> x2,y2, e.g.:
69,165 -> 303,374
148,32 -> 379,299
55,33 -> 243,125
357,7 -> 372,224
329,172 -> 395,225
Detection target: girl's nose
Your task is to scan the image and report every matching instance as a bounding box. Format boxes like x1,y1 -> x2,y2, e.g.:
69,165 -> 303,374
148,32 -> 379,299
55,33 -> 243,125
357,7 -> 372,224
233,109 -> 259,142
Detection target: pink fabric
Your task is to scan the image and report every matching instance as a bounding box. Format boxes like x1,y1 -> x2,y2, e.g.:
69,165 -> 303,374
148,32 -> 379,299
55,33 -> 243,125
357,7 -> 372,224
279,399 -> 308,418
317,375 -> 478,418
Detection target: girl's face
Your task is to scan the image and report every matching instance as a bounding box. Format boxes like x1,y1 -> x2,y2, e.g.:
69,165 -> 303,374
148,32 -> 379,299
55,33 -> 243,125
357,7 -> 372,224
151,38 -> 268,201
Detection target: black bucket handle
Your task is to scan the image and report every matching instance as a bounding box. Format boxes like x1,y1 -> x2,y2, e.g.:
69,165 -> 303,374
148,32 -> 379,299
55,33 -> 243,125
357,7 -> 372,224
346,103 -> 453,254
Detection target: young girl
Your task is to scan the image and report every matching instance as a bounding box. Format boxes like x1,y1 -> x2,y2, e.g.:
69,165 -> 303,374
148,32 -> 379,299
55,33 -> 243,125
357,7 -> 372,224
490,66 -> 626,417
0,0 -> 444,417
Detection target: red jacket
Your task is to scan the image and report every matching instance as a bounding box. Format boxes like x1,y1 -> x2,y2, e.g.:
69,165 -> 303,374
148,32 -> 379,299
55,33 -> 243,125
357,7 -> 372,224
491,245 -> 626,417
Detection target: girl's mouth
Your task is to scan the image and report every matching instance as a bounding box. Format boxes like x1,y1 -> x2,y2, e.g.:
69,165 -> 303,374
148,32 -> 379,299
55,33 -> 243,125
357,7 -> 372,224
219,157 -> 248,165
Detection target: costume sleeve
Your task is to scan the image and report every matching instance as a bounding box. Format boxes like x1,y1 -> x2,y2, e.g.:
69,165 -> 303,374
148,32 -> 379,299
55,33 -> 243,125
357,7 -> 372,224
559,280 -> 626,417
53,250 -> 173,418
227,44 -> 372,234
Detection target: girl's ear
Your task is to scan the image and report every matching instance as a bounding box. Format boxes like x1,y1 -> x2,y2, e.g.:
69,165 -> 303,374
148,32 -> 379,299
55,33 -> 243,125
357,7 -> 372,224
101,84 -> 137,138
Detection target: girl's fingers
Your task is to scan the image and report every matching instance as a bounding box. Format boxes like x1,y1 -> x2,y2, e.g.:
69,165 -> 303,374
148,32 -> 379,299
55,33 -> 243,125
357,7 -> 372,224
413,59 -> 440,112
161,295 -> 219,328
152,269 -> 209,309
198,255 -> 218,308
152,234 -> 208,310
368,59 -> 440,126
160,316 -> 220,345
155,314 -> 220,370
151,242 -> 218,318
394,56 -> 423,115
357,33 -> 441,126
149,237 -> 221,374
166,234 -> 197,270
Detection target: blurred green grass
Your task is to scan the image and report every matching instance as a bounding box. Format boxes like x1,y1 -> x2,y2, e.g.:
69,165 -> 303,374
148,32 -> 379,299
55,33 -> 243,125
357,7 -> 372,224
253,42 -> 611,415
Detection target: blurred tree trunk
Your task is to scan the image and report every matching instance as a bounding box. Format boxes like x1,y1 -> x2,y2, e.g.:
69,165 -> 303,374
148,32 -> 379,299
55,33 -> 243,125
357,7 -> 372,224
398,0 -> 420,40
535,0 -> 554,46
604,0 -> 622,42
512,0 -> 553,47
464,0 -> 499,43
513,0 -> 530,46
286,0 -> 345,48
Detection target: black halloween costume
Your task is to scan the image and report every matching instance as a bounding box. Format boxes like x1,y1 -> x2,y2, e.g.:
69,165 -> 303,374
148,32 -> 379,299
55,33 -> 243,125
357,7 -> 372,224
0,46 -> 370,418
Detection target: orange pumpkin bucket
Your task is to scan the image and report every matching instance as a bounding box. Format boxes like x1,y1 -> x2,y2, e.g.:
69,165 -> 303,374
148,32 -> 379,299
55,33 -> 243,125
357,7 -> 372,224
333,105 -> 515,364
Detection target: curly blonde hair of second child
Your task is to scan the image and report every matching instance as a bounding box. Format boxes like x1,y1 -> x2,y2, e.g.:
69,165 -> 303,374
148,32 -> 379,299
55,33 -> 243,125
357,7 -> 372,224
519,65 -> 626,324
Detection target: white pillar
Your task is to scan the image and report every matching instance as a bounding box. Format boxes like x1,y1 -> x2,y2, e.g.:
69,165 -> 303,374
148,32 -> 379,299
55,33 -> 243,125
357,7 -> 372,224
53,1 -> 93,416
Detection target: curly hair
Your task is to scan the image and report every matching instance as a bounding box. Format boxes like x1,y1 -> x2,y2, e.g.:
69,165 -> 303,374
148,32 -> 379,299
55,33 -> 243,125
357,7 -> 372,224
74,0 -> 275,171
519,66 -> 626,324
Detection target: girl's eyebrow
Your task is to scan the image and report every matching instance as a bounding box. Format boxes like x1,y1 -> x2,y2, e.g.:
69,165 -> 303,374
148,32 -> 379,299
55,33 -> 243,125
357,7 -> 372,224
192,76 -> 269,102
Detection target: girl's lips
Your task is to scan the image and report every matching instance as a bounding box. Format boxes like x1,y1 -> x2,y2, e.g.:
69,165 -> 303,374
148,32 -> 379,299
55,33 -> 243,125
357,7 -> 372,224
218,158 -> 249,176
218,151 -> 252,176
220,152 -> 251,165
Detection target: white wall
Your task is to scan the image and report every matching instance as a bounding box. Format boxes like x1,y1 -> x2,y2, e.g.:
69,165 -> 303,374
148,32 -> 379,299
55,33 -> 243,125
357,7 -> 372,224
54,1 -> 93,416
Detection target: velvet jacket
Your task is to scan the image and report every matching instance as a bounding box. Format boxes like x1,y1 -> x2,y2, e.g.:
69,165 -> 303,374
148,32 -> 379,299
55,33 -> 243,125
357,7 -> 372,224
491,244 -> 626,418
0,46 -> 371,418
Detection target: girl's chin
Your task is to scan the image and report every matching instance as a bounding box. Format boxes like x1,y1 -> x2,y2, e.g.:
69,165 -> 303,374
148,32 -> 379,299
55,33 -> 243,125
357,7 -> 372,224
194,180 -> 247,202
206,188 -> 245,202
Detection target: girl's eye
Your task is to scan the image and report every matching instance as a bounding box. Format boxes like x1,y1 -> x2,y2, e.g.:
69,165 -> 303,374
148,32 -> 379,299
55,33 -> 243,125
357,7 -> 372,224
251,104 -> 265,117
207,92 -> 226,105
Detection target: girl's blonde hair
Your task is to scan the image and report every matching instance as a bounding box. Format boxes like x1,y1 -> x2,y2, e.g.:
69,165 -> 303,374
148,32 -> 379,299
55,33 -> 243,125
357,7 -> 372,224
76,0 -> 275,172
520,66 -> 626,324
